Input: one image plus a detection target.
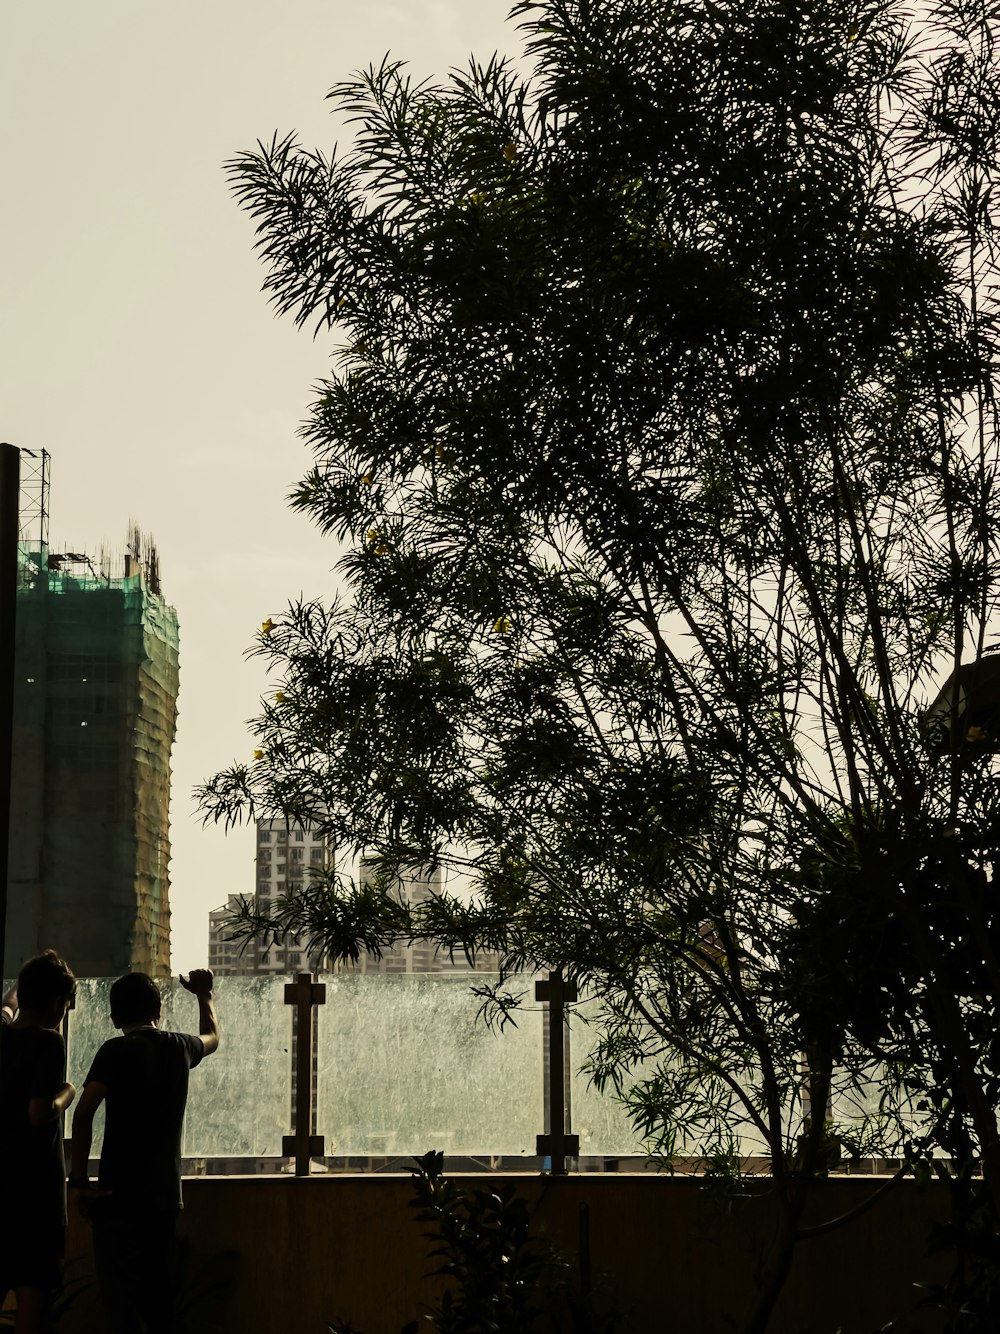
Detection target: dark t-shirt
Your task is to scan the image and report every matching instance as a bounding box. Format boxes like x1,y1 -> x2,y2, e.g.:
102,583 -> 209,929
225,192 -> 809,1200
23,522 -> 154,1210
85,1028 -> 204,1214
0,1022 -> 67,1230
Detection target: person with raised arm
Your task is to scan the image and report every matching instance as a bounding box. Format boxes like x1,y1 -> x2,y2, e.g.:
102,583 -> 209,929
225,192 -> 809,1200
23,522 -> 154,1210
70,969 -> 219,1334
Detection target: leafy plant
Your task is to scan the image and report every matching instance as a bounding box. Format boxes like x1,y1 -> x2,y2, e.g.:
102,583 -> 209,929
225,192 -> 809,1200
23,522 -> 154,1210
329,1152 -> 620,1334
403,1150 -> 564,1334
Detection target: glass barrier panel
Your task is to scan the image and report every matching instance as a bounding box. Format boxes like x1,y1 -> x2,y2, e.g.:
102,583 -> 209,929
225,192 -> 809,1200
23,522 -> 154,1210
830,1062 -> 941,1157
66,976 -> 292,1160
178,975 -> 291,1158
567,998 -> 646,1158
316,973 -> 543,1158
66,978 -> 115,1156
568,997 -> 769,1159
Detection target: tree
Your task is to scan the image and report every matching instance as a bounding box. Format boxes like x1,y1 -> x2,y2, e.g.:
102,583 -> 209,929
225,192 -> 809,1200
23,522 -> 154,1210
201,0 -> 1000,1328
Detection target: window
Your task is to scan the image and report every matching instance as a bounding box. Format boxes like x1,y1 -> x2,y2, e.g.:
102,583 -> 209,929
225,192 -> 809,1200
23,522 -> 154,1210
310,847 -> 324,864
294,830 -> 304,843
259,831 -> 272,844
276,831 -> 287,844
275,881 -> 286,892
291,847 -> 304,862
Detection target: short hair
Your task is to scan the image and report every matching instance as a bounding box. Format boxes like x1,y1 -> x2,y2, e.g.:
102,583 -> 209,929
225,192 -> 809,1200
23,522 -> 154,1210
17,950 -> 76,1012
109,972 -> 161,1025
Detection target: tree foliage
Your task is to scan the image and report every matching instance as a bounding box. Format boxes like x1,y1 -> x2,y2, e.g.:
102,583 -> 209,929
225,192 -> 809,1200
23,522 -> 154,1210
202,0 -> 1000,1327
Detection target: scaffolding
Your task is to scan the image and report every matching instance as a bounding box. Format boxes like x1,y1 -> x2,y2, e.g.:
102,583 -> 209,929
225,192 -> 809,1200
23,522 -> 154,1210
17,447 -> 49,552
5,522 -> 179,978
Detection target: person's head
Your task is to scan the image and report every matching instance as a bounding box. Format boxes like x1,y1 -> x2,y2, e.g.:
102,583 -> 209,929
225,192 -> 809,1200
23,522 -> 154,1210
109,972 -> 161,1029
17,949 -> 76,1025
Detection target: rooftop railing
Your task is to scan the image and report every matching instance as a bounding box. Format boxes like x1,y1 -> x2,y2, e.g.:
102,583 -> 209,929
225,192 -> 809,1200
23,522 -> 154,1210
6,970 -> 912,1176
56,971 -> 648,1174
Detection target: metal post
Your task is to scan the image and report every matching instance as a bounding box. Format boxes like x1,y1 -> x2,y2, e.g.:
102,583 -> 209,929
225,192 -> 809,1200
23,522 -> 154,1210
536,970 -> 579,1173
0,444 -> 19,984
282,971 -> 326,1176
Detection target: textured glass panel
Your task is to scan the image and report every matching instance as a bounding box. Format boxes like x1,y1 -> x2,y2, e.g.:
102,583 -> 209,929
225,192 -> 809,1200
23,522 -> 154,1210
316,974 -> 543,1157
830,1062 -> 937,1155
65,976 -> 292,1160
567,998 -> 765,1158
567,999 -> 645,1157
178,975 -> 291,1158
66,977 -> 115,1156
831,1066 -> 882,1125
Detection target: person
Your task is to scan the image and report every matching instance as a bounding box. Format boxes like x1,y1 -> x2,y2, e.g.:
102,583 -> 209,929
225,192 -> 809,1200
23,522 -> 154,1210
0,950 -> 78,1334
69,969 -> 219,1334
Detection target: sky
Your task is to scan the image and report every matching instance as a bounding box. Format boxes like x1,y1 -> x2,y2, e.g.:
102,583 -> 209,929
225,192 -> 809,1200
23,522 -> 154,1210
1,0 -> 518,972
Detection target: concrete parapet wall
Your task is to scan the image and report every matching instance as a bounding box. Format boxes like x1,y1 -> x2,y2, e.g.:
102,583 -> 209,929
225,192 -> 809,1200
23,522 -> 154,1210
46,1173 -> 952,1333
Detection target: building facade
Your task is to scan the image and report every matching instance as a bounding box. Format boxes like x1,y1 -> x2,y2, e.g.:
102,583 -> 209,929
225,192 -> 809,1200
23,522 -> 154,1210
5,535 -> 179,977
208,818 -> 331,976
208,822 -> 499,976
351,860 -> 500,975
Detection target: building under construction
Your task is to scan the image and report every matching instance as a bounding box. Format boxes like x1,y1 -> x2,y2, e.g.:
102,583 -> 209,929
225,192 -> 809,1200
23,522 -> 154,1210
4,452 -> 179,977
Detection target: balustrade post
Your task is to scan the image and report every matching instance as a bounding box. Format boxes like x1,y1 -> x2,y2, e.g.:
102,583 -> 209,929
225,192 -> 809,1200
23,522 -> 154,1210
282,971 -> 326,1177
535,970 -> 579,1173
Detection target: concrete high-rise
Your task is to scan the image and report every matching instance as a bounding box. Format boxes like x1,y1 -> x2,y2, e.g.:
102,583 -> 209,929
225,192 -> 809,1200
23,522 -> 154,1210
351,860 -> 500,975
4,531 -> 179,977
208,818 -> 332,976
207,821 -> 500,976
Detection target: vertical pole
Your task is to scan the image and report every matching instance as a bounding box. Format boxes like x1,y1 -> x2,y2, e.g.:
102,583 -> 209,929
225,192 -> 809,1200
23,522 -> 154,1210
535,970 -> 579,1174
61,987 -> 76,1163
0,443 -> 19,985
283,971 -> 326,1177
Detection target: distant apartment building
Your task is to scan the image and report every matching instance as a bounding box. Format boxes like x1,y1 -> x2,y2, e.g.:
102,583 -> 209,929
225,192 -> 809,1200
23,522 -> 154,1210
208,818 -> 331,976
207,898 -> 250,976
5,526 -> 179,978
351,860 -> 500,975
208,821 -> 498,976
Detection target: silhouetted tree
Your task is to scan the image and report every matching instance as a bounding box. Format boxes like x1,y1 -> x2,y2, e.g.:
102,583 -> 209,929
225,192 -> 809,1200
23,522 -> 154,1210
202,1 -> 1000,1327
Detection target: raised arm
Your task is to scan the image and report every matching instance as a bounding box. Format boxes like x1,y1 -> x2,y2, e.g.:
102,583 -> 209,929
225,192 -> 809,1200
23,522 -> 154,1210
180,968 -> 219,1056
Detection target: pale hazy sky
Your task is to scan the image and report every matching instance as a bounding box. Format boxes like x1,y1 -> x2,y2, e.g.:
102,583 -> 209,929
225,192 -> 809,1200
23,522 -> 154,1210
2,0 -> 517,971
